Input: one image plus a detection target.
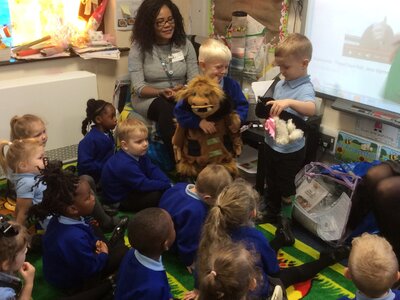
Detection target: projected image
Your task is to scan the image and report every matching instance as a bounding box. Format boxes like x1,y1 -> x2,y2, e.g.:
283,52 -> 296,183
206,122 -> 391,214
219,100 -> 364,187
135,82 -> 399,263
343,18 -> 398,64
302,0 -> 400,116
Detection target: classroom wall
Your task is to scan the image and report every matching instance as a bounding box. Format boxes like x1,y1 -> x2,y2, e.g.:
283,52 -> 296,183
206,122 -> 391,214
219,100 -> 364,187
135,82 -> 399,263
0,0 -> 357,140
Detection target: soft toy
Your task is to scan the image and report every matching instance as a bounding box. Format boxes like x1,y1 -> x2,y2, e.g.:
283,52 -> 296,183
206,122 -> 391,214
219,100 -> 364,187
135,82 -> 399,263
265,116 -> 304,145
173,75 -> 242,177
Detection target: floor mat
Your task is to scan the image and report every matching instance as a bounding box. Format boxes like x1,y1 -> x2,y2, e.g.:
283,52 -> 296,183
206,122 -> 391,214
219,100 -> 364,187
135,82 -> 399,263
163,223 -> 356,300
26,222 -> 357,299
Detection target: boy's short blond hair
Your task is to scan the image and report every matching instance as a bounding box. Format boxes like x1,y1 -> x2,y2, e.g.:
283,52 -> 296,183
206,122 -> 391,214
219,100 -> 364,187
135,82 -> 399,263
195,164 -> 232,202
349,233 -> 399,297
275,33 -> 312,60
199,38 -> 232,64
117,118 -> 148,142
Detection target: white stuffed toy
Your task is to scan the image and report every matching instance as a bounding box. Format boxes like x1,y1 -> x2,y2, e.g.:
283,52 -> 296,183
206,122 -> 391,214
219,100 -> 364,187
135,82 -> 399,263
265,116 -> 304,145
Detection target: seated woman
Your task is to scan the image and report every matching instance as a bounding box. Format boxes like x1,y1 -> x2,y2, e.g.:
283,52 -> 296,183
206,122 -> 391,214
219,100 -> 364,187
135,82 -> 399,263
128,0 -> 199,161
348,160 -> 400,261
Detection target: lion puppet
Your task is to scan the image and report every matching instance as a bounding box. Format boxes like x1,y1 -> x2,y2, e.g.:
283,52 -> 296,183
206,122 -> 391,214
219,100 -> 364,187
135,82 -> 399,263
173,75 -> 242,177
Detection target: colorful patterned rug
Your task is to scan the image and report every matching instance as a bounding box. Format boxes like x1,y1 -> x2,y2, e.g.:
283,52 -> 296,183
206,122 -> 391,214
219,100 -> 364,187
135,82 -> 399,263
1,198 -> 356,300
163,223 -> 356,300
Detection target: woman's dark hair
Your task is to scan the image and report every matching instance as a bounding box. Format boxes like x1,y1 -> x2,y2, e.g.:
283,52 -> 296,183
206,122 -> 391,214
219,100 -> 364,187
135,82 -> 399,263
29,159 -> 79,220
81,98 -> 110,135
131,0 -> 186,53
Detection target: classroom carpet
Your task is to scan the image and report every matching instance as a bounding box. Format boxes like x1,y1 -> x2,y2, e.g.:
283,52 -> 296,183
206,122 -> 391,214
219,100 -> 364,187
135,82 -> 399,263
6,213 -> 356,299
0,177 -> 356,300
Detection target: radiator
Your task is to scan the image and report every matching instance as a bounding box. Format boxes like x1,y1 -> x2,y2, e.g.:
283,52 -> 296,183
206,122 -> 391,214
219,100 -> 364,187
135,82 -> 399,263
0,71 -> 98,164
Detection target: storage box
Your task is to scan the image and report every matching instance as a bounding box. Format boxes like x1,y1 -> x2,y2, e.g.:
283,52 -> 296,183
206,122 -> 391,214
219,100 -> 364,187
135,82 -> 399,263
0,48 -> 11,62
292,163 -> 356,244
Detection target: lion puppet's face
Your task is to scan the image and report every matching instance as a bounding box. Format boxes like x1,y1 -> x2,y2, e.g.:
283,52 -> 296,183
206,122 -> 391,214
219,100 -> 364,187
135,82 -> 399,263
176,75 -> 225,119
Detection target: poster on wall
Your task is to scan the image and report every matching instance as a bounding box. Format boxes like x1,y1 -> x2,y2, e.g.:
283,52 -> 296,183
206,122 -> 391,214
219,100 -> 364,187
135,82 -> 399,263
115,0 -> 142,31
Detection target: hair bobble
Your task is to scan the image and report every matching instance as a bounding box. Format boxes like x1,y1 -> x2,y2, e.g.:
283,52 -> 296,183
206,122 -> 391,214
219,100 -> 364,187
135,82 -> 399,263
210,270 -> 217,277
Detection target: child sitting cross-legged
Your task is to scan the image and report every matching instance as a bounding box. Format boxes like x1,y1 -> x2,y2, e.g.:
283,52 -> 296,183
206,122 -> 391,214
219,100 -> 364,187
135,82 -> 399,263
29,161 -> 129,297
115,207 -> 176,300
101,118 -> 172,212
159,164 -> 232,273
0,218 -> 35,300
338,233 -> 400,300
78,98 -> 117,184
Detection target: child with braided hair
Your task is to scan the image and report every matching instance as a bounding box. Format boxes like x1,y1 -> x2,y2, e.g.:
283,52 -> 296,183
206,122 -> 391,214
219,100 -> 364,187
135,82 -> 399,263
29,161 -> 128,296
78,98 -> 117,183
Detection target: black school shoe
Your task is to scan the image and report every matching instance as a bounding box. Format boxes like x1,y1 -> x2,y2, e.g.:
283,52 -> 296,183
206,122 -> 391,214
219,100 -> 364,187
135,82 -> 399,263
274,217 -> 295,247
319,245 -> 351,263
108,216 -> 129,247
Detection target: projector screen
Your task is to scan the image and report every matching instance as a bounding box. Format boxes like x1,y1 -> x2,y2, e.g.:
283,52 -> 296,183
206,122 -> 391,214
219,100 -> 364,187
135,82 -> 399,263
301,0 -> 400,127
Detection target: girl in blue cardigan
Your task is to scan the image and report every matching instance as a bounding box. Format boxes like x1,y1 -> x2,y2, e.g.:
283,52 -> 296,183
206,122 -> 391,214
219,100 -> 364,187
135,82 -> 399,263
78,98 -> 117,184
29,161 -> 128,296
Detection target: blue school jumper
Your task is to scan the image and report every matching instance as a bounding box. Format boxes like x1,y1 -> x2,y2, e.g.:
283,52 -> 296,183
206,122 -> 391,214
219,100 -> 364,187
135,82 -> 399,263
159,183 -> 208,266
338,290 -> 400,300
77,127 -> 115,183
42,216 -> 108,290
174,76 -> 249,127
101,150 -> 171,204
230,226 -> 280,298
115,249 -> 172,300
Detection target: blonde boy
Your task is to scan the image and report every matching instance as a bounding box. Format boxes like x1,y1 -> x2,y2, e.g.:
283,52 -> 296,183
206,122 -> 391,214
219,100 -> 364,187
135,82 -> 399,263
338,233 -> 400,300
101,118 -> 171,212
257,33 -> 316,246
174,38 -> 249,134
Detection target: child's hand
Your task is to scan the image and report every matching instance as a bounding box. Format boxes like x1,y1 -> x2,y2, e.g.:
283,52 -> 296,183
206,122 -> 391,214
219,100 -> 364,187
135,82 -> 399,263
199,119 -> 216,134
183,289 -> 199,300
267,99 -> 291,117
95,240 -> 109,254
19,262 -> 35,284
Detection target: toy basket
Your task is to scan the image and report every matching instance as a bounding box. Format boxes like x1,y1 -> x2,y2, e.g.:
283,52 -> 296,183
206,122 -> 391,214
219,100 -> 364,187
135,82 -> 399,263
293,162 -> 361,244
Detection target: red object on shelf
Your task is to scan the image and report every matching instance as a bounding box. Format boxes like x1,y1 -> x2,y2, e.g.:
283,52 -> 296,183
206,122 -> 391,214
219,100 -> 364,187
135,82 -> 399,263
2,26 -> 11,38
86,0 -> 109,32
17,49 -> 41,57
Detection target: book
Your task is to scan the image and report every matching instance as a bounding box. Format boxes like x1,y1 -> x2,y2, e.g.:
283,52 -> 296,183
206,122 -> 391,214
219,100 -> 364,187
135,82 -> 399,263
295,179 -> 329,212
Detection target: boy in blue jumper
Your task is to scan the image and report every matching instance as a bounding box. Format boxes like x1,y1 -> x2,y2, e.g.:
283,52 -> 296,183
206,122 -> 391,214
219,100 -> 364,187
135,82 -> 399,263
158,164 -> 232,272
256,33 -> 316,245
101,118 -> 172,212
115,208 -> 176,300
338,233 -> 400,300
174,38 -> 248,134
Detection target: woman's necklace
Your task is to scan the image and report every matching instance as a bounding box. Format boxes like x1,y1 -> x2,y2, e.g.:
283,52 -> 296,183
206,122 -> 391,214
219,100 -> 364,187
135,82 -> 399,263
156,45 -> 174,88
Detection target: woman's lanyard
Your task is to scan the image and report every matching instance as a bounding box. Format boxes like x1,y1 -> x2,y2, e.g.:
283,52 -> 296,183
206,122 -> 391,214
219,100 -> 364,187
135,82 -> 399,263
156,47 -> 174,88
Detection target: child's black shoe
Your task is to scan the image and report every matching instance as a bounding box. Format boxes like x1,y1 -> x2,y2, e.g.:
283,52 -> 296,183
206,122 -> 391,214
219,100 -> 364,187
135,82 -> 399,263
275,217 -> 295,246
108,216 -> 129,247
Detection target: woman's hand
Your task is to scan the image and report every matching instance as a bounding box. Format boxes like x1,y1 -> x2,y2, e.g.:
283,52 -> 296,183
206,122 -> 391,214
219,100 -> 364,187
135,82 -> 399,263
160,88 -> 176,101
